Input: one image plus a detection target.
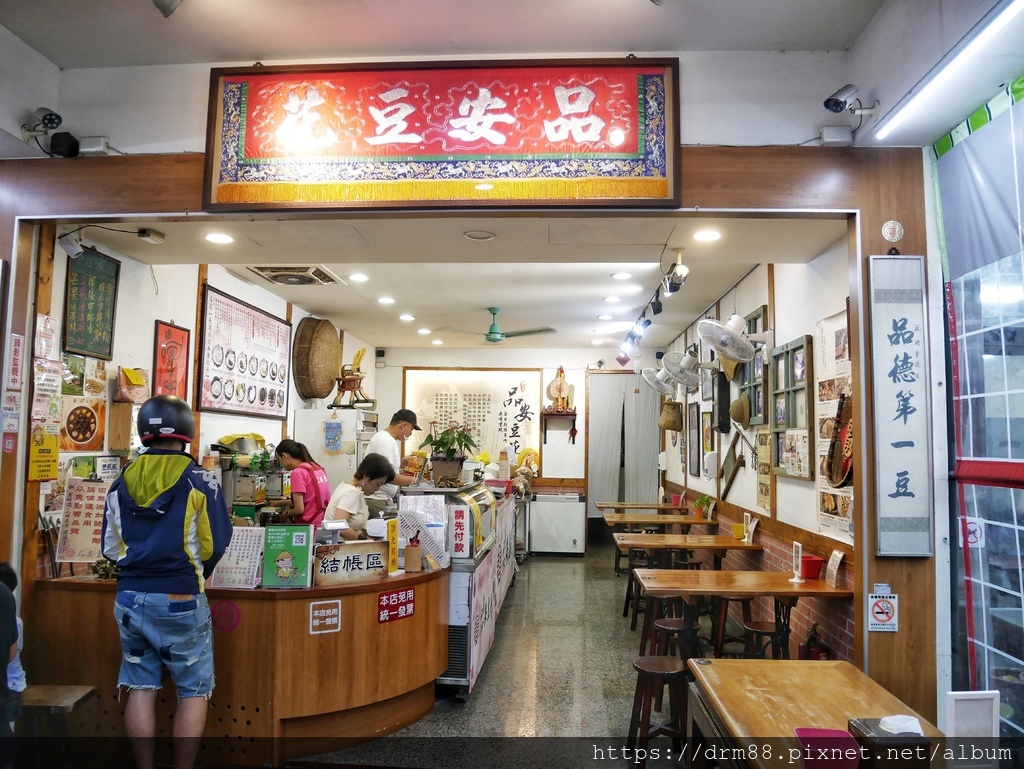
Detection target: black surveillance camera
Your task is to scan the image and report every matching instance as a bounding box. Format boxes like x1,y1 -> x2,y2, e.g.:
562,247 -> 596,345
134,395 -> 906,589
824,84 -> 858,114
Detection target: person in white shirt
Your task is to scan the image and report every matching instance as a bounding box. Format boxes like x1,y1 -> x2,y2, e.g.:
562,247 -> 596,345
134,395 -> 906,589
324,454 -> 395,540
365,409 -> 421,517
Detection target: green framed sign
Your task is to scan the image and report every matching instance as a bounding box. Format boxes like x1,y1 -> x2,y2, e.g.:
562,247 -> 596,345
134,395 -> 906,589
62,248 -> 120,361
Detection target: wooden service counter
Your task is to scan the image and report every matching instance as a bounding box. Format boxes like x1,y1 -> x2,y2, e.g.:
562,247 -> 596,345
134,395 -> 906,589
29,568 -> 450,766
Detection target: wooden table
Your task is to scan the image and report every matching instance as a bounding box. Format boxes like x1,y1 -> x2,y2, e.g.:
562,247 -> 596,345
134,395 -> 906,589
687,659 -> 943,769
634,569 -> 853,659
602,512 -> 717,528
596,501 -> 692,512
601,509 -> 717,574
613,533 -> 761,570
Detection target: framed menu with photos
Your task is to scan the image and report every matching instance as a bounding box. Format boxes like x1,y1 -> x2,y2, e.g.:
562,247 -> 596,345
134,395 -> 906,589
198,286 -> 291,419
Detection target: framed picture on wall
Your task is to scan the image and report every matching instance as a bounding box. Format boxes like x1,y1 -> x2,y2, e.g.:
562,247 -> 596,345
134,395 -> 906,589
62,248 -> 120,361
198,286 -> 291,419
700,340 -> 715,401
153,321 -> 190,400
687,401 -> 701,476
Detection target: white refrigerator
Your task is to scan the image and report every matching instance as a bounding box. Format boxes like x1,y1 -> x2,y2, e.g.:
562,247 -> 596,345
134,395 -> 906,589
291,408 -> 377,489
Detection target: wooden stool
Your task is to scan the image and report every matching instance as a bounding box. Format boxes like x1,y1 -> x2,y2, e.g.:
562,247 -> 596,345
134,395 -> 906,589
626,656 -> 688,767
713,595 -> 754,657
622,548 -> 650,630
20,684 -> 96,769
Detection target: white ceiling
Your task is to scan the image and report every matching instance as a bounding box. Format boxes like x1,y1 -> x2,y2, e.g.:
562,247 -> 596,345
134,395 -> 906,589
0,0 -> 885,70
4,1 -> 1020,350
78,214 -> 849,350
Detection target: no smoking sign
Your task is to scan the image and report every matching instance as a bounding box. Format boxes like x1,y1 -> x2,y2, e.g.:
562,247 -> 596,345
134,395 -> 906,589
868,593 -> 898,632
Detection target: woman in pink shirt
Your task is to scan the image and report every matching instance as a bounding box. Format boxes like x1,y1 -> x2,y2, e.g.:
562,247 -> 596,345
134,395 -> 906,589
275,440 -> 331,527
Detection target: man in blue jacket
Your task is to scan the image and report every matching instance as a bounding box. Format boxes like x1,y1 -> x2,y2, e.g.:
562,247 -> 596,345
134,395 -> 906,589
102,395 -> 232,769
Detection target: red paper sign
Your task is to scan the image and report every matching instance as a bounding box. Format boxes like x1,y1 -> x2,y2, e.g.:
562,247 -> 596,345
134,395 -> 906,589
377,587 -> 415,623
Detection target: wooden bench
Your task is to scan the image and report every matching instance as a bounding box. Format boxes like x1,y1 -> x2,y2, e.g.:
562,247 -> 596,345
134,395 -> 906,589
19,685 -> 96,768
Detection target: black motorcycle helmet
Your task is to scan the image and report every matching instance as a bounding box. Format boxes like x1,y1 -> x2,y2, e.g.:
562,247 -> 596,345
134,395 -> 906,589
137,394 -> 195,445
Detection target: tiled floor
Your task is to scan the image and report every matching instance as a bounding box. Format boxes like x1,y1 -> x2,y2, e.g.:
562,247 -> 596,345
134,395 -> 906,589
312,529 -> 647,766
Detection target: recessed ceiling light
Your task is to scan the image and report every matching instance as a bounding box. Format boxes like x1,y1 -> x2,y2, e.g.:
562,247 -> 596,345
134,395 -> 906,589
205,233 -> 234,244
432,339 -> 444,345
598,314 -> 613,320
378,296 -> 395,304
693,229 -> 721,242
417,328 -> 431,335
604,296 -> 621,303
399,314 -> 415,321
611,272 -> 632,280
464,231 -> 495,241
349,273 -> 369,282
591,339 -> 605,345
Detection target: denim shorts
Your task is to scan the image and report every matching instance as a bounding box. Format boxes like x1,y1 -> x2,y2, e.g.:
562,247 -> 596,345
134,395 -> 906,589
113,591 -> 215,698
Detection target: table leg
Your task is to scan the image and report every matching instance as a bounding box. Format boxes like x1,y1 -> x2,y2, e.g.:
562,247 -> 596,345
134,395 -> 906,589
711,548 -> 727,571
682,597 -> 703,660
774,597 -> 798,660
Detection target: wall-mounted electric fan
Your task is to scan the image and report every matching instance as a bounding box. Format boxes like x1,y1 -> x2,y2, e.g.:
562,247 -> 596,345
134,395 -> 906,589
641,351 -> 699,395
696,314 -> 774,363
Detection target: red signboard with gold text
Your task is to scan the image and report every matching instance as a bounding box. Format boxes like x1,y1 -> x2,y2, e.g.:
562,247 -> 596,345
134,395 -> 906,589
204,58 -> 678,211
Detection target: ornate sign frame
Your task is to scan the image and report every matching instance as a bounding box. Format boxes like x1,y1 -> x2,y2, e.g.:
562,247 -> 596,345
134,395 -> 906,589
204,58 -> 679,211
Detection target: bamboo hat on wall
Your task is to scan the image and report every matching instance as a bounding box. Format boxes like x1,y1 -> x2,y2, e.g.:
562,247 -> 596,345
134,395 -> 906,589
292,317 -> 341,400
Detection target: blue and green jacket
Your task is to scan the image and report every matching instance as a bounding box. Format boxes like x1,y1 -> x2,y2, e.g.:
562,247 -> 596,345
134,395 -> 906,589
102,448 -> 232,594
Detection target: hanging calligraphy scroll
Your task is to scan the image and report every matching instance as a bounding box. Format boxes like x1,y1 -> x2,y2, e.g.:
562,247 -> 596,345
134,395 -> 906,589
403,368 -> 541,464
203,58 -> 679,211
869,255 -> 933,557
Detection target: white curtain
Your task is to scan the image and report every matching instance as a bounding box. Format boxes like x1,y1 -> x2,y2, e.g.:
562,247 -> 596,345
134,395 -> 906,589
586,373 -> 626,517
586,371 -> 660,516
624,379 -> 660,503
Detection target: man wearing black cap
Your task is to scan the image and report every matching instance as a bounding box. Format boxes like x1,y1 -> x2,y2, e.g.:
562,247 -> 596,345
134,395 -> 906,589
365,409 -> 421,517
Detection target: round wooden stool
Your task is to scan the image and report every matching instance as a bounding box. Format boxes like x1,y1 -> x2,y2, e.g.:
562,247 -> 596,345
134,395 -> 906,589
626,655 -> 688,765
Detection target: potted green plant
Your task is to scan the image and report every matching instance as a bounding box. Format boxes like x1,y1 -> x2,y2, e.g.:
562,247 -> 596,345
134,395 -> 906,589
694,494 -> 714,517
419,421 -> 478,483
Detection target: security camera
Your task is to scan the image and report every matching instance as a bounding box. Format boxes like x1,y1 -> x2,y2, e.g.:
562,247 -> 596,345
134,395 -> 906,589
824,84 -> 858,113
58,233 -> 84,259
33,107 -> 62,130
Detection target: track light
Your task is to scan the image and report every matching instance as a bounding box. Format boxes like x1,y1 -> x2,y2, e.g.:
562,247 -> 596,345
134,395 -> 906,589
153,0 -> 185,17
650,289 -> 663,315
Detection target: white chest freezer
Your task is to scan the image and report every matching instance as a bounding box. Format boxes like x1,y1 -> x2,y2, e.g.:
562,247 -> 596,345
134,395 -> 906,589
529,493 -> 586,555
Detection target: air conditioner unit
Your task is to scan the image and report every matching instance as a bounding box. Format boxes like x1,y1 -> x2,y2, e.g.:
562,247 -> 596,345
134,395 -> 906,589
247,266 -> 339,286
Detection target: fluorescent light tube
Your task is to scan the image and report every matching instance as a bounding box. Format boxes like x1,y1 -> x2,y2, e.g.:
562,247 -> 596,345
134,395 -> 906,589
875,0 -> 1024,141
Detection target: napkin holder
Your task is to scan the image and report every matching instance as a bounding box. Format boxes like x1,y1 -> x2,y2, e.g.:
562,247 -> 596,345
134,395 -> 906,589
847,718 -> 930,768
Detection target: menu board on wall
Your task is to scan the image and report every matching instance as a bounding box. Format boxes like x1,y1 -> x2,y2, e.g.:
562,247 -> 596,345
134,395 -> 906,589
198,286 -> 291,419
62,249 -> 120,360
404,368 -> 541,462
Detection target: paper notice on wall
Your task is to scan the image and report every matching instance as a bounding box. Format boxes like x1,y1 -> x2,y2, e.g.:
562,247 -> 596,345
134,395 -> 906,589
1,391 -> 20,432
815,309 -> 854,544
34,315 -> 59,361
4,334 -> 25,391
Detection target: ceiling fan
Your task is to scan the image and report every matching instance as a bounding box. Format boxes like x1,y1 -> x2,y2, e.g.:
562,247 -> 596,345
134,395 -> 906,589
697,314 -> 774,363
480,307 -> 555,344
